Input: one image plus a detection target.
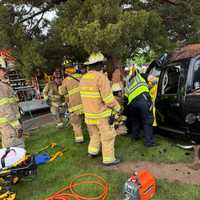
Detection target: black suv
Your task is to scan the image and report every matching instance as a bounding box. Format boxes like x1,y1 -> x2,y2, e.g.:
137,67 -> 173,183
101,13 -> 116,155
146,52 -> 200,142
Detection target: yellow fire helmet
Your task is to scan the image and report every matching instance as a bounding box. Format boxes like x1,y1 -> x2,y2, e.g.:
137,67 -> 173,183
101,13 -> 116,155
84,52 -> 106,65
63,58 -> 72,66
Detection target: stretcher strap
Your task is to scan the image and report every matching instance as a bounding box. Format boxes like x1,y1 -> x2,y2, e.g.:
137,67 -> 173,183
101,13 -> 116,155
1,148 -> 16,169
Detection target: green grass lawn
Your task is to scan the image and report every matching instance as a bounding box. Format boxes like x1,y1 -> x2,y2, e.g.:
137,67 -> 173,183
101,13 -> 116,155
14,125 -> 200,200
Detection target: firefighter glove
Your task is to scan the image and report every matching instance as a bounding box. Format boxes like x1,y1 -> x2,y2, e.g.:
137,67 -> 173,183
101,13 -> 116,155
109,115 -> 115,125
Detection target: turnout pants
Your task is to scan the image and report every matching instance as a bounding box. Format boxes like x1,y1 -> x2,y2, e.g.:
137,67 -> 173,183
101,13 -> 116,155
87,118 -> 117,164
69,113 -> 83,142
0,124 -> 24,148
129,93 -> 155,146
51,105 -> 63,127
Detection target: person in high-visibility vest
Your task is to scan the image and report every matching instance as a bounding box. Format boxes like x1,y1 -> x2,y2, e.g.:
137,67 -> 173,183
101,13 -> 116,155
80,52 -> 121,166
125,66 -> 156,147
148,75 -> 159,127
0,62 -> 24,148
43,70 -> 64,128
59,64 -> 84,143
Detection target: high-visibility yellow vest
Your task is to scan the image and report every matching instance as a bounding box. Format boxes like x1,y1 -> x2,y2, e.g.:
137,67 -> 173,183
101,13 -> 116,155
125,73 -> 149,104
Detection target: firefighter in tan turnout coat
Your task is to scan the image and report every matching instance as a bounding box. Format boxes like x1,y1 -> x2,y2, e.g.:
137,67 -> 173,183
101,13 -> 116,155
0,63 -> 24,148
59,64 -> 84,143
43,70 -> 64,128
80,52 -> 121,166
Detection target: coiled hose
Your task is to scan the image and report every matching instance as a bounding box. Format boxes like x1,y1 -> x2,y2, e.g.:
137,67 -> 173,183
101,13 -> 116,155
45,173 -> 109,200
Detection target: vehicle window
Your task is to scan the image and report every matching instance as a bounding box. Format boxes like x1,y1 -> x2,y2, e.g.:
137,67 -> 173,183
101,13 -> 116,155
192,59 -> 200,92
161,65 -> 181,95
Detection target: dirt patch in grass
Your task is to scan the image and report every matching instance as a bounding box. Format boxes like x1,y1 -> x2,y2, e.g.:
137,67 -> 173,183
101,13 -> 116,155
110,161 -> 200,185
23,113 -> 56,131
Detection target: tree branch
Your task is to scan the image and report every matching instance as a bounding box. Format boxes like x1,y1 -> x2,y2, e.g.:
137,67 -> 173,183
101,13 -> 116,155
18,5 -> 52,24
29,11 -> 45,37
24,6 -> 33,16
161,0 -> 176,5
34,12 -> 45,29
17,0 -> 69,24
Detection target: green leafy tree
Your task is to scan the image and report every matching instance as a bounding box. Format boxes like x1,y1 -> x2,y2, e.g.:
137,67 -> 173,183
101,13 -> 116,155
0,1 -> 71,78
136,0 -> 200,45
0,5 -> 16,48
1,0 -> 200,78
42,28 -> 88,72
53,0 -> 171,70
15,40 -> 46,78
0,4 -> 46,78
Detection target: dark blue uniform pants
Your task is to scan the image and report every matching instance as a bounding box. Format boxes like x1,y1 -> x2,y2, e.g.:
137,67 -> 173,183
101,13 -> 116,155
129,93 -> 155,146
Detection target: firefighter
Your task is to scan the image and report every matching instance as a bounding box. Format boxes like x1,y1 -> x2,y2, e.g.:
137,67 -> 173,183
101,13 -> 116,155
43,69 -> 64,128
80,52 -> 121,166
125,66 -> 156,147
59,64 -> 84,143
0,64 -> 24,148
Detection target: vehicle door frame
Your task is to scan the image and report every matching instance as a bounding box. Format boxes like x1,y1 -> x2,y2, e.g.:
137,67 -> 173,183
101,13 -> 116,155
155,60 -> 188,134
184,55 -> 200,140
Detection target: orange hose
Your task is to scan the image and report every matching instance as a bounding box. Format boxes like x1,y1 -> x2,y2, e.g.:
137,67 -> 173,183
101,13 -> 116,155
45,174 -> 109,200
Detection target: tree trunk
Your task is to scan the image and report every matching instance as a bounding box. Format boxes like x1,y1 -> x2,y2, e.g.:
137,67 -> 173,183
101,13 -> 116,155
106,56 -> 122,80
